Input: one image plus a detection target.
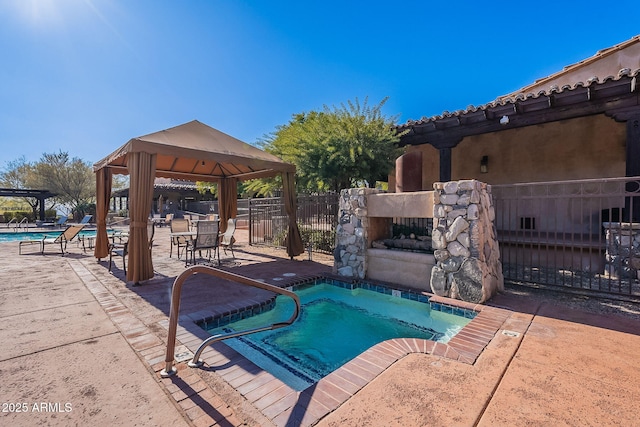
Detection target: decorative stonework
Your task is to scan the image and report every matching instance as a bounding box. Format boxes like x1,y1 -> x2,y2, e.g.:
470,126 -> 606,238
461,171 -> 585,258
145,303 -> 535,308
333,182 -> 503,304
430,180 -> 503,303
333,188 -> 382,279
603,222 -> 640,280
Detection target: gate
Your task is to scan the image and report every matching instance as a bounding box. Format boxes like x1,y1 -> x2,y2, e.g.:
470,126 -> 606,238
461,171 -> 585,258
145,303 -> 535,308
492,177 -> 640,297
249,194 -> 339,254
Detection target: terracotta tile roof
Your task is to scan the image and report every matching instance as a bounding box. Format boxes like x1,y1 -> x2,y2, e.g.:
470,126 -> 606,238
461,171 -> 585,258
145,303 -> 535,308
398,67 -> 640,130
153,178 -> 197,191
399,35 -> 640,130
501,35 -> 640,99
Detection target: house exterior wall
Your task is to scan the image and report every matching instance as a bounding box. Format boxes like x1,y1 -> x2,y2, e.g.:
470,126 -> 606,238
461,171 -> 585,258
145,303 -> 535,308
452,114 -> 626,185
397,114 -> 626,190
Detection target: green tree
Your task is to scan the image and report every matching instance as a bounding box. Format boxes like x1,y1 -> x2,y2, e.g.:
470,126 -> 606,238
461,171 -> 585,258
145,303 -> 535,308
32,151 -> 95,219
257,97 -> 404,194
0,156 -> 42,218
195,180 -> 260,198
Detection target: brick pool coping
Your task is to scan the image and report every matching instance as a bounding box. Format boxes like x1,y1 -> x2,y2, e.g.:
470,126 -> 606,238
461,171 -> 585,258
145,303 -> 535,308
72,258 -> 513,427
153,277 -> 513,427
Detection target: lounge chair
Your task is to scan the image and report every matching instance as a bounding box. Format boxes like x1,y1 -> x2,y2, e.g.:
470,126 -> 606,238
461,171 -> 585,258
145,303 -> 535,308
184,220 -> 220,267
42,215 -> 68,228
77,214 -> 93,225
19,224 -> 85,255
219,218 -> 236,258
109,222 -> 154,275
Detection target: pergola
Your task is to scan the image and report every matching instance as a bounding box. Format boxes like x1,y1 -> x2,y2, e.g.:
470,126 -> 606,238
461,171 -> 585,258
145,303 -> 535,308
93,120 -> 303,283
0,188 -> 56,221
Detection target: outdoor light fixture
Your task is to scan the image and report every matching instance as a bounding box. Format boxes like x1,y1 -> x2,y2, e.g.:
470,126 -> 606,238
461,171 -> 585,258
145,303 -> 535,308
500,115 -> 509,125
480,155 -> 489,173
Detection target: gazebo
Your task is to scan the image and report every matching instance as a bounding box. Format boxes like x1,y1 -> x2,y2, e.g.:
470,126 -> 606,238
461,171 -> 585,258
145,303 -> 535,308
93,120 -> 303,283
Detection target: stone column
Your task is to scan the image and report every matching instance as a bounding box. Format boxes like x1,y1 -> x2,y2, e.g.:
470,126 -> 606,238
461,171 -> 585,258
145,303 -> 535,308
430,180 -> 503,303
333,188 -> 382,279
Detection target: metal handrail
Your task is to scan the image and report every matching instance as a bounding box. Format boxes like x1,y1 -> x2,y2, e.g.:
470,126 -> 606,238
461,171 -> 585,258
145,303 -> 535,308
161,265 -> 300,377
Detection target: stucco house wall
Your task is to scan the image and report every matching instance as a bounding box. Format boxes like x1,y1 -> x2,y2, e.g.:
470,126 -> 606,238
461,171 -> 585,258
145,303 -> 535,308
400,114 -> 626,190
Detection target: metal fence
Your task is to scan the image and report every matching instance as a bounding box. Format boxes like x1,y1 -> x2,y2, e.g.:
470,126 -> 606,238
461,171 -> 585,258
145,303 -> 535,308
188,199 -> 250,224
249,194 -> 339,254
492,177 -> 640,297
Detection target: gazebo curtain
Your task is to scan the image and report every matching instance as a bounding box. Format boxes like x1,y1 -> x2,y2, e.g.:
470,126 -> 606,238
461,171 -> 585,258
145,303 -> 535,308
94,167 -> 112,259
218,177 -> 238,233
126,152 -> 157,282
283,172 -> 304,258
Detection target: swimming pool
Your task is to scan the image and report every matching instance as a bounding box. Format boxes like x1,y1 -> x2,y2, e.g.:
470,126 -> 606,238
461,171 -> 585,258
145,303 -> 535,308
0,229 -> 99,243
202,280 -> 474,390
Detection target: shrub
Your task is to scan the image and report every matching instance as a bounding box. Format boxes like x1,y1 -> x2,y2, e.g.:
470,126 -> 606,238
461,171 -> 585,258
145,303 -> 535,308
272,225 -> 335,254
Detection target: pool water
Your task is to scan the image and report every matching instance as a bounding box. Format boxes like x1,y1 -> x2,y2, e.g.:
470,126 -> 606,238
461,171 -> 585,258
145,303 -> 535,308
203,282 -> 473,390
0,229 -> 99,243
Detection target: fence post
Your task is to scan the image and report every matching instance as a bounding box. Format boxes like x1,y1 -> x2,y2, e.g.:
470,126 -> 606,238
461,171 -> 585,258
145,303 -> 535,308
248,197 -> 253,246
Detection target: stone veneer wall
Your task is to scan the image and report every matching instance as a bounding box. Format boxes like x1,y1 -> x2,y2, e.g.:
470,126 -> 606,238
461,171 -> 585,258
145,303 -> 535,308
333,188 -> 382,279
333,182 -> 504,304
430,180 -> 503,303
603,222 -> 640,280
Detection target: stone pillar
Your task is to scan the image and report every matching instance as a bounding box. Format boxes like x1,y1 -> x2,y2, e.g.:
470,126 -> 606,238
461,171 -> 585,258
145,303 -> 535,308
430,180 -> 503,303
603,222 -> 640,280
333,188 -> 382,279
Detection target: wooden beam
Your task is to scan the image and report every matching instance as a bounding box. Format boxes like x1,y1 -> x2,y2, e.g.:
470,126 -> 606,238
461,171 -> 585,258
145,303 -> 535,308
625,115 -> 640,221
400,93 -> 640,147
439,147 -> 451,182
399,76 -> 639,148
626,116 -> 640,177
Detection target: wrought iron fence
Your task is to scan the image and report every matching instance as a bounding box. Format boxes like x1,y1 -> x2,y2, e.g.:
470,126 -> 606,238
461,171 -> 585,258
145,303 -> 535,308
249,194 -> 339,254
492,177 -> 640,297
187,199 -> 250,223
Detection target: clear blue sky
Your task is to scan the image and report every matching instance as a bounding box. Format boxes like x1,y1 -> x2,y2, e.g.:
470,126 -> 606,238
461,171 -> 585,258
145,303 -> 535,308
1,0 -> 638,166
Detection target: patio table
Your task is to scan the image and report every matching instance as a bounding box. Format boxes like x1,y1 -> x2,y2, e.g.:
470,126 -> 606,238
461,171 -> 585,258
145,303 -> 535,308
80,230 -> 129,253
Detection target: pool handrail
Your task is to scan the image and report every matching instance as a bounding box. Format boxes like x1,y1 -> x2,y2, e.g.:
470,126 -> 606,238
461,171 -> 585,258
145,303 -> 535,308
18,217 -> 28,231
161,265 -> 300,378
10,217 -> 28,231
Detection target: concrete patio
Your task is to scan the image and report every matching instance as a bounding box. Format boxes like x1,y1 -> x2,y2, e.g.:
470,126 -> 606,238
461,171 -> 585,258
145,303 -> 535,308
1,225 -> 639,426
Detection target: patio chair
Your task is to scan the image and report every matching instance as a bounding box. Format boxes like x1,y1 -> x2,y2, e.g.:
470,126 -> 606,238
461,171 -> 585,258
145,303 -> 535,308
219,218 -> 236,259
169,218 -> 190,258
184,220 -> 220,267
109,222 -> 155,275
19,224 -> 85,255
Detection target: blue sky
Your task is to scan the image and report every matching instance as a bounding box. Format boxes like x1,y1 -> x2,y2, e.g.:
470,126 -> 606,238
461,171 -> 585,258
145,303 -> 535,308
1,0 -> 638,166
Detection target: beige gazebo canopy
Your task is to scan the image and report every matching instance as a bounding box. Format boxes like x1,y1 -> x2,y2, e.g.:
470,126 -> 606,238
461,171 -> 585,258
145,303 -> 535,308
93,120 -> 303,283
